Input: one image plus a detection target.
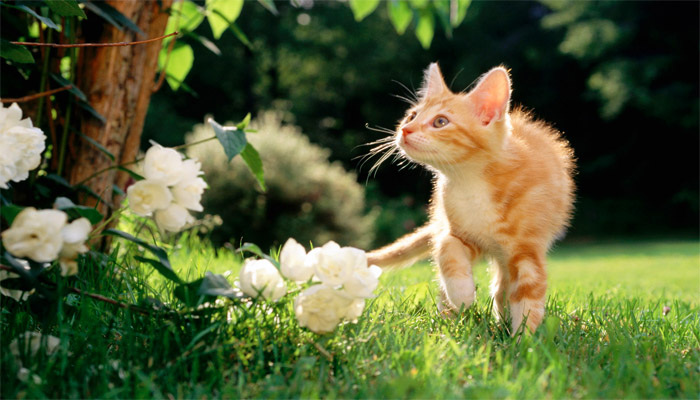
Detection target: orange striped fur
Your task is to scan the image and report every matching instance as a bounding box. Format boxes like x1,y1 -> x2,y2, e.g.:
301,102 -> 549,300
367,63 -> 575,334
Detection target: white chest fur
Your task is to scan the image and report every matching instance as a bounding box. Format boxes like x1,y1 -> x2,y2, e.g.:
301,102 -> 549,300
438,172 -> 501,254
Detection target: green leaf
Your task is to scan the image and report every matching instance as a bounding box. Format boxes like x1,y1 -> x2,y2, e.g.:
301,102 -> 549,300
433,1 -> 453,38
78,100 -> 106,123
236,243 -> 279,267
112,184 -> 125,197
117,166 -> 144,181
453,0 -> 471,27
159,42 -> 194,91
54,196 -> 103,224
80,1 -> 144,34
165,0 -> 204,37
388,0 -> 412,35
1,205 -> 24,226
229,22 -> 252,49
256,0 -> 278,15
51,73 -> 86,101
134,256 -> 183,284
189,33 -> 221,55
104,229 -> 181,284
349,0 -> 380,21
236,113 -> 251,131
174,278 -> 211,307
206,0 -> 243,40
0,40 -> 35,64
408,0 -> 428,7
199,271 -> 242,299
415,10 -> 435,49
208,118 -> 247,161
240,143 -> 266,192
14,4 -> 61,30
76,131 -> 114,161
0,253 -> 42,294
45,0 -> 87,18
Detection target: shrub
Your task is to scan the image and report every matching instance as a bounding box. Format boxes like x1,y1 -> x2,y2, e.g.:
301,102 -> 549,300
186,111 -> 376,250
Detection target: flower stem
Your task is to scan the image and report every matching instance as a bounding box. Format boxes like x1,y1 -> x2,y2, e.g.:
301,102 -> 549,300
56,100 -> 72,176
34,28 -> 53,128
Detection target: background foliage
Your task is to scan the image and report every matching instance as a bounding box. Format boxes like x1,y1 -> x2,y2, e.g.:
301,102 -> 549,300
143,0 -> 699,247
186,111 -> 376,249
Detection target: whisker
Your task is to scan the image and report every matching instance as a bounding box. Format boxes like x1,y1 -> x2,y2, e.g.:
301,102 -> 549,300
365,124 -> 397,136
391,93 -> 417,106
392,79 -> 419,103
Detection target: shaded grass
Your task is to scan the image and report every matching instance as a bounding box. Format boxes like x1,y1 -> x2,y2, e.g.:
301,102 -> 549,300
1,238 -> 698,398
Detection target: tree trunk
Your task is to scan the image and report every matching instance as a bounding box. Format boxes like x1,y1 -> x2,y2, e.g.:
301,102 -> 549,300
68,0 -> 173,216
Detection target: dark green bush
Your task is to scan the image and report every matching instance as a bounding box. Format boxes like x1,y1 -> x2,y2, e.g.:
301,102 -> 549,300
186,111 -> 376,250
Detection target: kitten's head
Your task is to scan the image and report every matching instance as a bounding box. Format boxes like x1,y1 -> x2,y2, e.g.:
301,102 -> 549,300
395,63 -> 512,169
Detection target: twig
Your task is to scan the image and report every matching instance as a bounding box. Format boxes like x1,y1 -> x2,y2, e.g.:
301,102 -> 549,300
11,31 -> 179,48
0,85 -> 73,105
0,264 -> 159,317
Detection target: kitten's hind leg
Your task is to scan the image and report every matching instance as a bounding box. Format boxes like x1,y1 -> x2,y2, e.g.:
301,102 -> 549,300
435,234 -> 479,312
507,249 -> 547,335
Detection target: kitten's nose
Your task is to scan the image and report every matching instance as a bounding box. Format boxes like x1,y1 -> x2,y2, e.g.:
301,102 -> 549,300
402,127 -> 414,136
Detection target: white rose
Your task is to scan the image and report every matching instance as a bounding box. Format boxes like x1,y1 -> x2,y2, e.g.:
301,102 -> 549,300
9,331 -> 61,359
143,144 -> 184,186
171,160 -> 207,211
294,284 -> 354,334
154,203 -> 193,233
126,180 -> 172,216
17,367 -> 42,384
1,208 -> 67,262
56,217 -> 91,277
0,267 -> 32,302
60,218 -> 91,259
279,238 -> 314,282
239,259 -> 287,301
312,241 -> 366,287
341,265 -> 382,299
0,103 -> 46,188
342,298 -> 366,322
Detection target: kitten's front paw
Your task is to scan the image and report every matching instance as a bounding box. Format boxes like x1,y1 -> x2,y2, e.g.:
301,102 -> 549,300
443,277 -> 476,311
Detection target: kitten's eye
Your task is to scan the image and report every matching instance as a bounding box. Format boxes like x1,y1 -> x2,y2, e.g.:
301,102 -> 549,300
433,116 -> 449,128
407,112 -> 417,122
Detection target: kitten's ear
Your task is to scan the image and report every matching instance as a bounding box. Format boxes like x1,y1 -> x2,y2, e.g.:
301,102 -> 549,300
469,66 -> 511,126
419,62 -> 449,99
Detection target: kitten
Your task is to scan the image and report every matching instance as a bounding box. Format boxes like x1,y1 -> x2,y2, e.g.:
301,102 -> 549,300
367,63 -> 575,334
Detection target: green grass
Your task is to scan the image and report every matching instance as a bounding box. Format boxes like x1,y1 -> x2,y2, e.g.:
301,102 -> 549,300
2,238 -> 698,398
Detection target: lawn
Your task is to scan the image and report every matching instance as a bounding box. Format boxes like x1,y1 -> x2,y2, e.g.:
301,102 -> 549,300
2,238 -> 698,398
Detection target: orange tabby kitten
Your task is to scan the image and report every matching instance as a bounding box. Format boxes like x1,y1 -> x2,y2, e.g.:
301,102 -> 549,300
367,63 -> 575,334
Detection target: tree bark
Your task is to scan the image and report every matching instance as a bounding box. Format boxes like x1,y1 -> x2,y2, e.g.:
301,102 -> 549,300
68,0 -> 173,215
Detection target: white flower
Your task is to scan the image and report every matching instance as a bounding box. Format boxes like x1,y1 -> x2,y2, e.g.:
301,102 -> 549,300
171,159 -> 207,211
58,217 -> 91,276
279,238 -> 314,282
311,241 -> 366,287
341,265 -> 382,299
0,103 -> 46,189
239,259 -> 287,301
59,218 -> 91,260
9,331 -> 61,359
154,203 -> 193,233
342,298 -> 366,322
1,208 -> 66,262
126,180 -> 172,216
0,266 -> 32,302
143,144 -> 184,186
294,284 -> 355,334
17,367 -> 42,384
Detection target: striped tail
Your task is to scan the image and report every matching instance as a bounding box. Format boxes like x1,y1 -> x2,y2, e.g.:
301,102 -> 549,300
367,224 -> 433,269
